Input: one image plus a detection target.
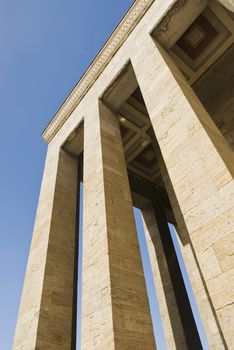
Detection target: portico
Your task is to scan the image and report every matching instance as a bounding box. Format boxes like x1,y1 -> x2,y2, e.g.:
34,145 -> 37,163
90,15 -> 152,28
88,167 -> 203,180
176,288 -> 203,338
14,0 -> 234,349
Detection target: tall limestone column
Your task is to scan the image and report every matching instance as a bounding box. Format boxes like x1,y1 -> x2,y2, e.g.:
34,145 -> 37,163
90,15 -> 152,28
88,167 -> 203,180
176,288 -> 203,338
81,100 -> 155,350
13,146 -> 78,349
141,203 -> 187,350
131,35 -> 234,349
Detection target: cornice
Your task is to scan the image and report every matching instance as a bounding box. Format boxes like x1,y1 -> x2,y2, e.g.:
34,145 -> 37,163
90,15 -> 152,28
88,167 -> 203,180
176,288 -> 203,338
42,0 -> 155,143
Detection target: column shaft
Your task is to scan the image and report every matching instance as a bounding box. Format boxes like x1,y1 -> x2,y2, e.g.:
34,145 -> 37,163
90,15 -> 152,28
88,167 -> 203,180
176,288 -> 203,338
132,35 -> 234,348
141,204 -> 188,350
82,100 -> 155,350
13,147 -> 78,349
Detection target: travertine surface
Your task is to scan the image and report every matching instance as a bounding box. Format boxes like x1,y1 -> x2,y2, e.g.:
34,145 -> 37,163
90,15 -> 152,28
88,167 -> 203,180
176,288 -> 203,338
131,35 -> 234,349
155,141 -> 226,349
82,100 -> 155,349
13,147 -> 78,349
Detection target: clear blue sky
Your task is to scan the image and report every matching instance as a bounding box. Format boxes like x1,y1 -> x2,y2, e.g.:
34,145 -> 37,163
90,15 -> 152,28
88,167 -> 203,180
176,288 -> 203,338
0,1 -> 209,349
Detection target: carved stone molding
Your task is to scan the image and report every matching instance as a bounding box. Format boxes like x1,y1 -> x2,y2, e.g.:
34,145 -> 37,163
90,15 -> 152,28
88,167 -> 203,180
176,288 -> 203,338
154,0 -> 186,33
42,0 -> 155,143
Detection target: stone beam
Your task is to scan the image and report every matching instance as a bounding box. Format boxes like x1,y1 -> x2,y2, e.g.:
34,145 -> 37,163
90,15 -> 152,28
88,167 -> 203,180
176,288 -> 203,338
128,170 -> 172,211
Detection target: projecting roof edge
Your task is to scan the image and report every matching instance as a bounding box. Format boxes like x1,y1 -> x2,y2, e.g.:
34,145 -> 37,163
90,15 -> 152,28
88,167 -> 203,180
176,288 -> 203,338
42,0 -> 155,143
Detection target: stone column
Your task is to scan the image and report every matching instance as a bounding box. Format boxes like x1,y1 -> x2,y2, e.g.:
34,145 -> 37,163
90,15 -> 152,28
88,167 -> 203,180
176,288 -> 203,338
131,35 -> 234,349
82,100 -> 155,350
141,203 -> 187,350
13,147 -> 78,350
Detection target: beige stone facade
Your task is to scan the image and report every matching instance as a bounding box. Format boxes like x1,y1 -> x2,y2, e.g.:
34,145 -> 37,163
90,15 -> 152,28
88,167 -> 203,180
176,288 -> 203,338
14,0 -> 234,349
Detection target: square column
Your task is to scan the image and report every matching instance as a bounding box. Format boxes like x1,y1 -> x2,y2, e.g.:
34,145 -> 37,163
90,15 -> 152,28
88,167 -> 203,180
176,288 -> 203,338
13,147 -> 78,349
131,35 -> 234,348
82,100 -> 155,350
141,203 -> 187,350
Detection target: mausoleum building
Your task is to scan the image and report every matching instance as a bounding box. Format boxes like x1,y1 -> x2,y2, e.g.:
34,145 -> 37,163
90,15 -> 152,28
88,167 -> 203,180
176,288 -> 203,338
13,0 -> 234,349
